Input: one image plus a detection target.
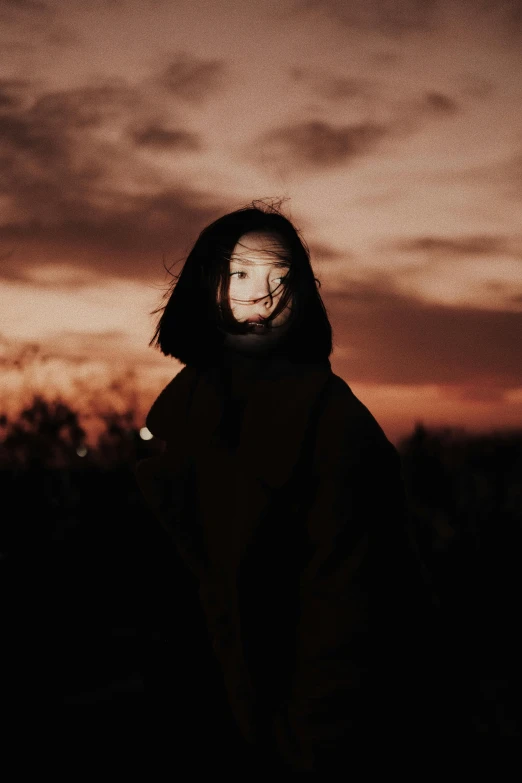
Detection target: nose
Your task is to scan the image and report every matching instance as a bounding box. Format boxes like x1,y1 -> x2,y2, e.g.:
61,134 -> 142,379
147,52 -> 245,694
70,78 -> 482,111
251,282 -> 273,307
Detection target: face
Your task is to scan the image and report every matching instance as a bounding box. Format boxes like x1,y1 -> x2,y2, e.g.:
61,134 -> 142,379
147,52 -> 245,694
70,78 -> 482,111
224,232 -> 293,352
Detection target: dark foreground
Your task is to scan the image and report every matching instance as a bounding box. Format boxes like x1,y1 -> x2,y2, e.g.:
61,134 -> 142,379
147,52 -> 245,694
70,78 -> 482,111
1,420 -> 521,769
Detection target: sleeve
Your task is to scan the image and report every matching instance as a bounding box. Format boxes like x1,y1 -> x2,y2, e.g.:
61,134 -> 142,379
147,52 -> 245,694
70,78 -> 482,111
134,367 -> 207,581
265,398 -> 384,771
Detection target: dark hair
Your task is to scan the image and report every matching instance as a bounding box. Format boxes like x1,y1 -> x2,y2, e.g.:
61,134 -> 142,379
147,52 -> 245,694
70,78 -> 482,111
149,199 -> 333,367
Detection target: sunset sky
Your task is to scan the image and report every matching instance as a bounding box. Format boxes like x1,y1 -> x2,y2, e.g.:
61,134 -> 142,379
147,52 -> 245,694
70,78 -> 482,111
1,0 -> 522,444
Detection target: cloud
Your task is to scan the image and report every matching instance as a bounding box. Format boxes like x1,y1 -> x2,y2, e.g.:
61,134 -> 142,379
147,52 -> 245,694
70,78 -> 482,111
423,91 -> 458,115
0,81 -> 142,184
250,77 -> 460,174
294,0 -> 522,41
2,0 -> 49,12
0,80 -> 141,224
440,384 -> 507,403
256,120 -> 387,170
27,329 -> 148,365
307,241 -> 350,262
0,189 -> 225,281
155,52 -> 226,102
0,0 -> 77,50
1,1 -> 97,47
288,67 -> 374,102
0,78 -> 222,280
294,0 -> 438,35
324,279 -> 522,388
377,234 -> 522,311
0,331 -> 129,370
0,79 -> 30,109
131,123 -> 201,151
289,63 -> 459,121
391,234 -> 511,257
457,73 -> 496,100
402,150 -> 522,198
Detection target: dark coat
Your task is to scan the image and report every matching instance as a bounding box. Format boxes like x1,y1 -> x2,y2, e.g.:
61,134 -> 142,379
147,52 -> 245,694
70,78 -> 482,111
135,358 -> 461,771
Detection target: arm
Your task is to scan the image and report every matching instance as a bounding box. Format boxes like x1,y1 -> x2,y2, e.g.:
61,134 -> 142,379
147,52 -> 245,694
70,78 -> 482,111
266,394 -> 390,771
134,367 -> 207,581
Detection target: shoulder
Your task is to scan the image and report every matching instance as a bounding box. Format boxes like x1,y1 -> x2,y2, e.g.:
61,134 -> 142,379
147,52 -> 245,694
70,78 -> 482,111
315,371 -> 399,468
145,364 -> 199,440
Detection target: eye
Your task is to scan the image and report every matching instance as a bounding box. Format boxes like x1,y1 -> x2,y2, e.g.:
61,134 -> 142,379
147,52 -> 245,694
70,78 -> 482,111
271,275 -> 287,290
230,271 -> 247,279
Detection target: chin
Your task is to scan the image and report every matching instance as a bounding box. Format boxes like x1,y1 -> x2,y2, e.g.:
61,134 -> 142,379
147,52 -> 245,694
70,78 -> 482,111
225,332 -> 277,351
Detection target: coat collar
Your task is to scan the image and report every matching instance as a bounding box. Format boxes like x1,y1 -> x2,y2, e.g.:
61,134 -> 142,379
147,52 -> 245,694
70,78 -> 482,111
145,354 -> 333,577
146,355 -> 332,492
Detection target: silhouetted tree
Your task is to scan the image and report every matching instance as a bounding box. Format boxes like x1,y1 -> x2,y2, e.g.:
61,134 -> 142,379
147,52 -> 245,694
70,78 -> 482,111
1,396 -> 85,469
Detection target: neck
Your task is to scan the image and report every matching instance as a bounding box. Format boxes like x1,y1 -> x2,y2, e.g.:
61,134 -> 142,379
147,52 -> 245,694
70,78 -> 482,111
220,343 -> 286,377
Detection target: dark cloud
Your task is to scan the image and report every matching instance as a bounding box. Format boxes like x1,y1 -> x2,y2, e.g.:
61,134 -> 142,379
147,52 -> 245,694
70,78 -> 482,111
0,249 -> 15,264
0,189 -> 225,281
257,120 -> 386,169
0,93 -> 20,109
131,123 -> 201,151
0,111 -> 63,163
0,82 -> 143,196
252,80 -> 460,173
400,150 -> 522,195
31,82 -> 141,130
294,0 -> 522,41
370,50 -> 401,66
0,84 -> 139,229
0,80 -> 224,281
2,0 -> 49,11
324,280 -> 522,388
156,53 -> 226,102
307,241 -> 349,261
45,25 -> 83,47
0,79 -> 30,109
0,0 -> 52,35
0,0 -> 79,50
295,0 -> 438,35
290,65 -> 459,120
424,91 -> 458,115
391,235 -> 509,256
457,73 -> 496,100
289,67 -> 373,101
447,385 -> 507,403
391,90 -> 462,138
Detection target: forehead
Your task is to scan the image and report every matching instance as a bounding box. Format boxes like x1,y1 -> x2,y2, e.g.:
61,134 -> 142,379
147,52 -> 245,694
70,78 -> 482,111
230,231 -> 289,266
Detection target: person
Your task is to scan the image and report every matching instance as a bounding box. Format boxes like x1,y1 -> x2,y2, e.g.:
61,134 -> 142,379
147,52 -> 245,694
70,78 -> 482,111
134,201 -> 467,773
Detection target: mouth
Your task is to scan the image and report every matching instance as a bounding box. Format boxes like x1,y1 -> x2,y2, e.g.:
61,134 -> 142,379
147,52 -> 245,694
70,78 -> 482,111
244,319 -> 270,333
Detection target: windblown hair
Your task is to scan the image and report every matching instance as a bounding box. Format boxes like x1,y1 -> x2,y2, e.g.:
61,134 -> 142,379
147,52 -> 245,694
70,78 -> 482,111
149,199 -> 333,367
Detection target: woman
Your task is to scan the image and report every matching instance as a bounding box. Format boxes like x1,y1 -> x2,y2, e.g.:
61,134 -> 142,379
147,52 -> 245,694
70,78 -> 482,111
135,202 -> 463,773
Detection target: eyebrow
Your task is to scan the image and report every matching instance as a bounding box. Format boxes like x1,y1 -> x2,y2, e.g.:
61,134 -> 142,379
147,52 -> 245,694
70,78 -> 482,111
229,258 -> 290,268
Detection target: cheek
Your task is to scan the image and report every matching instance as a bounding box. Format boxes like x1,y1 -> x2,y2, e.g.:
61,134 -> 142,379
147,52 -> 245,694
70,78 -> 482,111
228,287 -> 240,308
228,281 -> 244,302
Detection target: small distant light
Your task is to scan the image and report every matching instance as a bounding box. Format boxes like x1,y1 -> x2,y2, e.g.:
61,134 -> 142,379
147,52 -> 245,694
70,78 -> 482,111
140,427 -> 153,441
76,445 -> 88,457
